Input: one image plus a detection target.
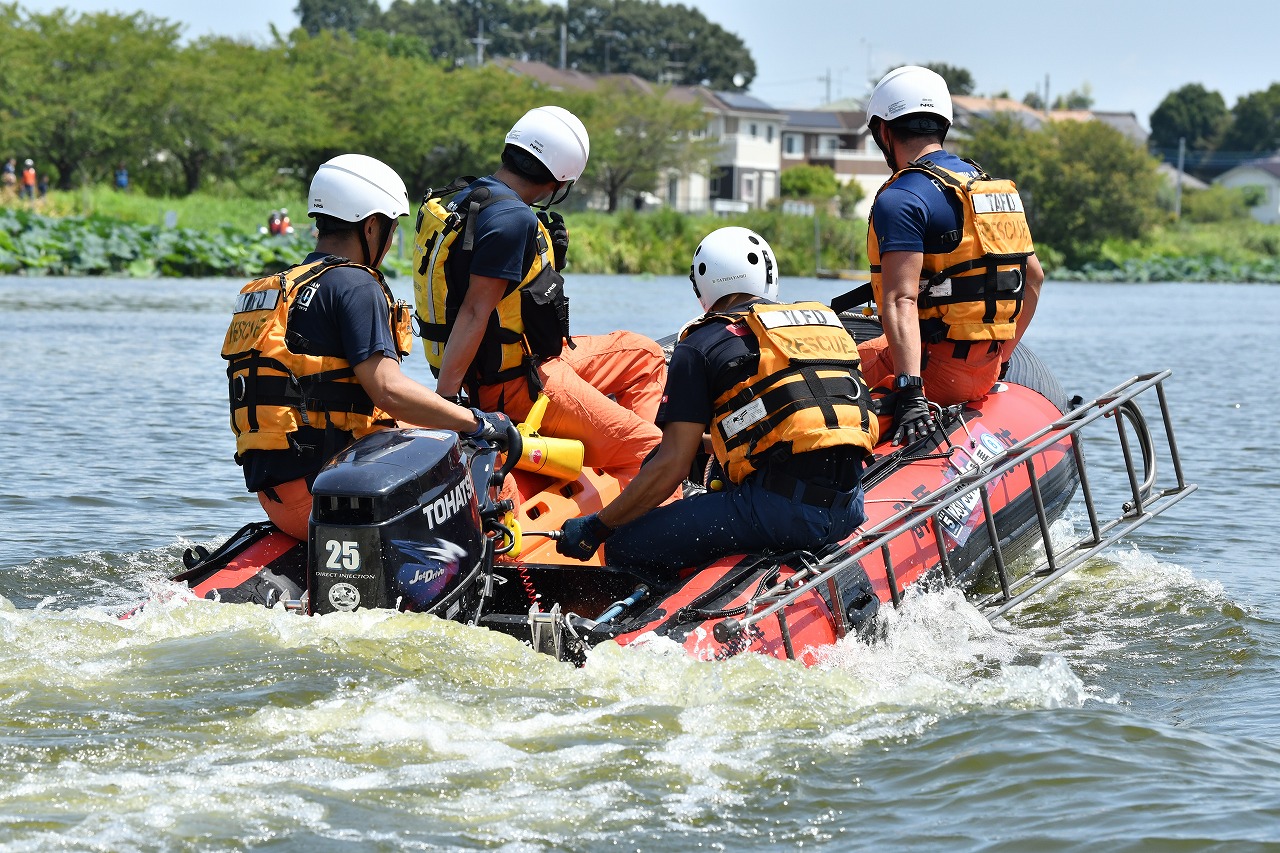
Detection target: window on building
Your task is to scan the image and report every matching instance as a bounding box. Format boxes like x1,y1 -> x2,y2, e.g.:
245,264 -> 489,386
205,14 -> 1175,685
749,122 -> 758,137
766,125 -> 775,143
783,133 -> 801,155
743,173 -> 756,201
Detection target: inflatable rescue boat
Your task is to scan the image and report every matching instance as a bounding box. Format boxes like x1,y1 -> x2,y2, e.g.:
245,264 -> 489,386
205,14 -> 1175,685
169,317 -> 1195,664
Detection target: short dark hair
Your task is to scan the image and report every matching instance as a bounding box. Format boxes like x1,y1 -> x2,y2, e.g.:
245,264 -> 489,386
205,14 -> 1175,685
313,211 -> 393,235
312,212 -> 357,235
887,114 -> 949,145
501,144 -> 556,185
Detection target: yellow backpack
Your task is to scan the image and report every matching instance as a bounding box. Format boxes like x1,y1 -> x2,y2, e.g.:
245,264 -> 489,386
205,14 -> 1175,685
411,176 -> 503,372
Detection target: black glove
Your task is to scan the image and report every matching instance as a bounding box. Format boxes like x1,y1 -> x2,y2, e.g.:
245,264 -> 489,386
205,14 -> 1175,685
465,407 -> 512,448
891,384 -> 936,446
557,513 -> 613,561
538,210 -> 569,271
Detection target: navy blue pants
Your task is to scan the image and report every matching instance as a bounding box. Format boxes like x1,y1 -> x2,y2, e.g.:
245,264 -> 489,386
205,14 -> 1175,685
603,478 -> 866,578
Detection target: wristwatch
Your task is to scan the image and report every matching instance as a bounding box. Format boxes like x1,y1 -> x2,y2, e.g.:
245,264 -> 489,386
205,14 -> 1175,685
894,374 -> 924,390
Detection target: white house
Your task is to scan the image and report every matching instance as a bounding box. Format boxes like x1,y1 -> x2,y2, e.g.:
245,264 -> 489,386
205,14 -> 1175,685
691,89 -> 782,213
1214,157 -> 1280,224
779,109 -> 888,218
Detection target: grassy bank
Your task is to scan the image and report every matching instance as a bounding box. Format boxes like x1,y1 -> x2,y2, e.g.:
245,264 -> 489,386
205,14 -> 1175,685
0,187 -> 865,279
2,186 -> 1277,281
1051,221 -> 1280,282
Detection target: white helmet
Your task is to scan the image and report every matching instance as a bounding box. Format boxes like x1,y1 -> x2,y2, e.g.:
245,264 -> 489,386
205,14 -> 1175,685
505,106 -> 590,182
866,65 -> 953,130
308,154 -> 410,222
689,227 -> 778,313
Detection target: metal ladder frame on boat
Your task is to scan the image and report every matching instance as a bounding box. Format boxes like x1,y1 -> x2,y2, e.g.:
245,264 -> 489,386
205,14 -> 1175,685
712,370 -> 1198,656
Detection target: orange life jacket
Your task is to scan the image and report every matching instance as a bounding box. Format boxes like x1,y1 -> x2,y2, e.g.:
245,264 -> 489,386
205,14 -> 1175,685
223,257 -> 413,460
683,301 -> 877,484
868,157 -> 1035,342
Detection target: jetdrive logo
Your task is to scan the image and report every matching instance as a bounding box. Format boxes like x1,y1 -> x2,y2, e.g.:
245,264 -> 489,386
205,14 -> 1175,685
421,476 -> 475,528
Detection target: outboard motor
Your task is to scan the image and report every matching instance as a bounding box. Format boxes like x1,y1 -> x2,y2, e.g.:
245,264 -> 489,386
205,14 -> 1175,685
308,428 -> 485,616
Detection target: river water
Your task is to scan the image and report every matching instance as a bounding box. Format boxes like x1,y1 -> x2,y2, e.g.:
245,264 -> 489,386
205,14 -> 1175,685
1,275 -> 1278,851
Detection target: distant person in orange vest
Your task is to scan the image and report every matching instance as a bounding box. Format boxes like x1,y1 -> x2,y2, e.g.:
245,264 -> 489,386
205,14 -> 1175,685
19,159 -> 35,201
266,209 -> 283,235
279,207 -> 293,234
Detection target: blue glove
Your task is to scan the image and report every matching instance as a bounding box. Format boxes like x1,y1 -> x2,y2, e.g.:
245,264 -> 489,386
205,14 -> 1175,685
465,408 -> 512,448
557,513 -> 613,561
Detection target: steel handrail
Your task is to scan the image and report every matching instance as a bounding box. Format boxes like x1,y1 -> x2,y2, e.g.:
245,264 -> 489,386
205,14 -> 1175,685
713,370 -> 1194,646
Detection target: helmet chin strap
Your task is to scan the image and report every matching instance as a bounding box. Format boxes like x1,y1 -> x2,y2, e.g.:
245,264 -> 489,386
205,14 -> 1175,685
871,118 -> 897,170
533,180 -> 574,211
359,216 -> 393,267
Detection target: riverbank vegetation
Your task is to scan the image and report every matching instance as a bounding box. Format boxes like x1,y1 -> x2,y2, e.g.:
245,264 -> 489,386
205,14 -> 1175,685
3,187 -> 1277,282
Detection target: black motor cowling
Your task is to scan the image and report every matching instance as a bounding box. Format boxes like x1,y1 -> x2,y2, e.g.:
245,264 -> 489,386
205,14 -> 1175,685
308,428 -> 484,615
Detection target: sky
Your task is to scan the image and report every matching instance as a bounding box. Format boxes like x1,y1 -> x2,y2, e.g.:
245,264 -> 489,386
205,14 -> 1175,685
18,0 -> 1276,129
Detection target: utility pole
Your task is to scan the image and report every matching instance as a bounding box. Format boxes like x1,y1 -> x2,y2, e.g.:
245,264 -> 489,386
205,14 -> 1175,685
818,68 -> 832,105
599,29 -> 623,74
471,19 -> 491,66
1174,137 -> 1186,221
560,22 -> 567,69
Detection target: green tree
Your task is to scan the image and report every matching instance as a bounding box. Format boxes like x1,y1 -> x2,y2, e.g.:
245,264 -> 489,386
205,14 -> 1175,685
780,164 -> 839,199
836,179 -> 864,219
378,0 -> 755,88
961,116 -> 1161,267
1149,82 -> 1231,180
1219,83 -> 1280,159
1052,85 -> 1094,110
146,38 -> 299,195
566,81 -> 715,212
295,0 -> 382,35
1150,83 -> 1229,154
1,8 -> 181,189
1180,184 -> 1262,223
923,62 -> 975,96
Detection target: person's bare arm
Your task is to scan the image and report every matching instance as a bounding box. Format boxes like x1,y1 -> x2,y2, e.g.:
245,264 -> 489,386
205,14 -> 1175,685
879,250 -> 925,376
434,274 -> 509,397
353,353 -> 478,432
1011,254 -> 1044,348
597,421 -> 705,529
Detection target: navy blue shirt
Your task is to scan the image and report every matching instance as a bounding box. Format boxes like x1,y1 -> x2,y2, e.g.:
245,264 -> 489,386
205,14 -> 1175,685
240,253 -> 400,491
456,176 -> 539,283
658,309 -> 762,428
871,150 -> 979,256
